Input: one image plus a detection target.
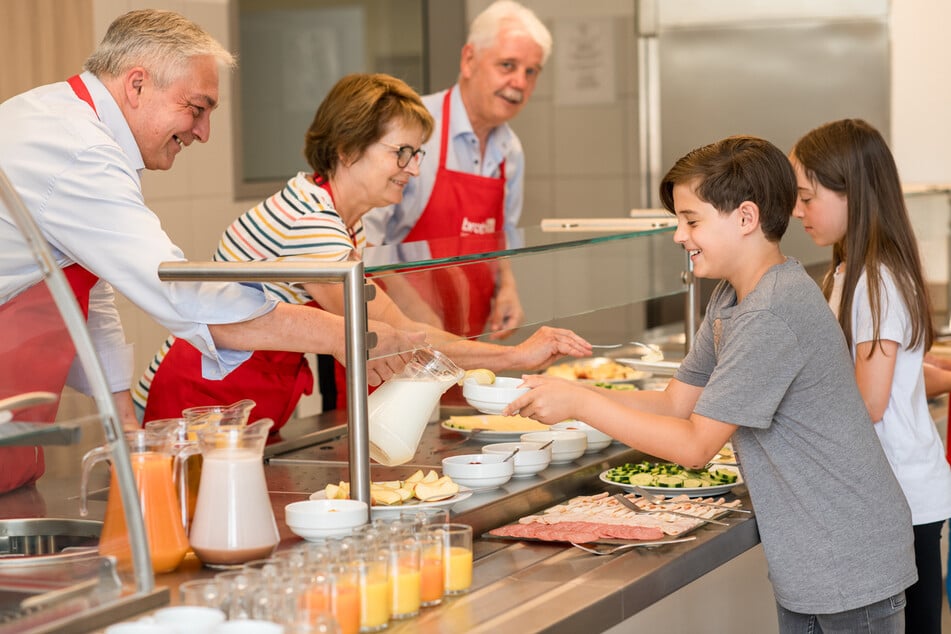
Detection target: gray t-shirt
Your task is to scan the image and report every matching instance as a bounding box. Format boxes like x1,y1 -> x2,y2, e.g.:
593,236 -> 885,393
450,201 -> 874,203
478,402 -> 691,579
675,258 -> 916,614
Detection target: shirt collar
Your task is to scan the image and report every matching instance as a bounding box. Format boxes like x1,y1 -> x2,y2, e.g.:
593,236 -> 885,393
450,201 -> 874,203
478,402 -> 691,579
80,71 -> 146,173
448,84 -> 514,153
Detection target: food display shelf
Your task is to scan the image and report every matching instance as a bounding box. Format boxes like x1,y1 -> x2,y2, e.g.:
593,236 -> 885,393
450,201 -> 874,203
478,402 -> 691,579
259,413 -> 760,633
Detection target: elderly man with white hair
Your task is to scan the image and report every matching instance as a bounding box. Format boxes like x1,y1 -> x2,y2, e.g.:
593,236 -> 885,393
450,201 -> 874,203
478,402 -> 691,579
364,1 -> 552,342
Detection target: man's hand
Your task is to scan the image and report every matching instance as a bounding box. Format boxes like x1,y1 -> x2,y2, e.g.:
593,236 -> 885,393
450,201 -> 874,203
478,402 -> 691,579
113,390 -> 141,430
487,281 -> 524,340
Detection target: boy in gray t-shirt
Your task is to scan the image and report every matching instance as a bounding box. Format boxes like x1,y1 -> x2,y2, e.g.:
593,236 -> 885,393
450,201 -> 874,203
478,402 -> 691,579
507,136 -> 916,631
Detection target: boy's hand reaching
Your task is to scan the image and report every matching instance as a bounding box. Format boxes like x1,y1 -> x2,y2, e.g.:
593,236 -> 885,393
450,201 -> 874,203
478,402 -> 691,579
504,374 -> 589,424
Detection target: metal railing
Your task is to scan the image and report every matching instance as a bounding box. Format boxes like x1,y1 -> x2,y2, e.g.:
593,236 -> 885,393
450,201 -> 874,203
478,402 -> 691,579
156,260 -> 376,505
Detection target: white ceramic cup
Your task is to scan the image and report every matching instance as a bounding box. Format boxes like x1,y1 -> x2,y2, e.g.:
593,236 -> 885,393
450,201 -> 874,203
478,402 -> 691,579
152,606 -> 226,633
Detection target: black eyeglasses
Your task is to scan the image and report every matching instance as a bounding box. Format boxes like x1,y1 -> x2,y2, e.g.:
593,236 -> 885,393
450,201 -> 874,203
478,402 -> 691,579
379,142 -> 426,168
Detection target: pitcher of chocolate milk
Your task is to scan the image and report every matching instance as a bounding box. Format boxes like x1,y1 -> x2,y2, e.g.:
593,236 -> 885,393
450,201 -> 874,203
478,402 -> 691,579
186,418 -> 279,568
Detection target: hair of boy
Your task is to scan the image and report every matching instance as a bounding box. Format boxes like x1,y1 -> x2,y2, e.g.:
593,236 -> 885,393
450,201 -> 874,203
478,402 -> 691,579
467,1 -> 553,66
791,118 -> 934,353
304,73 -> 434,181
84,9 -> 235,89
658,135 -> 797,243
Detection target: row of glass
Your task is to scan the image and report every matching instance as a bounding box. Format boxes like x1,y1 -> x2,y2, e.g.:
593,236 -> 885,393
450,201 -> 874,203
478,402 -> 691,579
178,514 -> 473,633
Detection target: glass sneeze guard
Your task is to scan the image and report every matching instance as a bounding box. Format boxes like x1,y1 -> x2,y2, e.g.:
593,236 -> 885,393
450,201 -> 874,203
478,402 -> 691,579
0,167 -> 167,631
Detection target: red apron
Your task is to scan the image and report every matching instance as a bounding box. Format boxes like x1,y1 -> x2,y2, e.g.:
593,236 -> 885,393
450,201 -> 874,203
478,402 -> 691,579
400,89 -> 506,339
143,336 -> 314,431
0,75 -> 100,493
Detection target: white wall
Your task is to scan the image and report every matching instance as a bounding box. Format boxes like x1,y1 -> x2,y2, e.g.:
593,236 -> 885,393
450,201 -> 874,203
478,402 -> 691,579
891,0 -> 951,186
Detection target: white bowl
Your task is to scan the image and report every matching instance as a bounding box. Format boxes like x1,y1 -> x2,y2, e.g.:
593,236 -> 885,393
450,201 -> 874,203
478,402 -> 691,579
442,453 -> 514,491
520,430 -> 587,464
482,441 -> 551,478
284,499 -> 368,541
462,376 -> 528,415
551,420 -> 613,453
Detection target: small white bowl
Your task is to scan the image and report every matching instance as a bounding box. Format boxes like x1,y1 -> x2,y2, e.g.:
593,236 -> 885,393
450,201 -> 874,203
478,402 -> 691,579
462,376 -> 528,415
284,499 -> 368,541
442,453 -> 514,491
551,420 -> 613,453
520,430 -> 587,464
482,441 -> 552,478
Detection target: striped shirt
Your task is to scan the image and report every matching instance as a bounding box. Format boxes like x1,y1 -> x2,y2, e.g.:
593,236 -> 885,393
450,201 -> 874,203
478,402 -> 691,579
133,173 -> 365,410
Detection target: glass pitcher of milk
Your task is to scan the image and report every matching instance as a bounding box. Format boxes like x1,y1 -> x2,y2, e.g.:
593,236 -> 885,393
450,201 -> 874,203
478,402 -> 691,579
368,347 -> 464,466
185,418 -> 279,568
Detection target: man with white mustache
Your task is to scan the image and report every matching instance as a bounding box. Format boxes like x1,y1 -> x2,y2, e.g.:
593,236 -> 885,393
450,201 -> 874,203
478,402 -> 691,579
364,1 -> 551,342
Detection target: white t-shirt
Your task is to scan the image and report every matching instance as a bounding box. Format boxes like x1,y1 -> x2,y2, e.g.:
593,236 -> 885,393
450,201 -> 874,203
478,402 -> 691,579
840,265 -> 951,525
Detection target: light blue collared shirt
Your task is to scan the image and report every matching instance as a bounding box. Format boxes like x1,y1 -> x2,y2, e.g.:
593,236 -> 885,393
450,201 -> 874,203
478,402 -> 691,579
0,72 -> 276,388
363,85 -> 524,245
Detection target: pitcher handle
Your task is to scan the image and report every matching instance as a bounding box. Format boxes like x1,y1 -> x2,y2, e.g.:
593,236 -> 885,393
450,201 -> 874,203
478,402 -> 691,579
173,443 -> 202,534
79,445 -> 110,517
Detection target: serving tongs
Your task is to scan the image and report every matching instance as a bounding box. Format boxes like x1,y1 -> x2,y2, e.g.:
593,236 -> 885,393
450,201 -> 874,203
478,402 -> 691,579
570,536 -> 697,555
613,492 -> 729,526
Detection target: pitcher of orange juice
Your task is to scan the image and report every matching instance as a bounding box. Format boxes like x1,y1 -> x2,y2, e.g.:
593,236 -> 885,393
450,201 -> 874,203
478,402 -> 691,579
80,429 -> 190,573
144,417 -> 205,533
185,418 -> 279,568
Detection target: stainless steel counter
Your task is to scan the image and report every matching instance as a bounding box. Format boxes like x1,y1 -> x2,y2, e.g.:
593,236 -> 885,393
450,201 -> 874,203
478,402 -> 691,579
262,414 -> 760,633
6,410 -> 760,633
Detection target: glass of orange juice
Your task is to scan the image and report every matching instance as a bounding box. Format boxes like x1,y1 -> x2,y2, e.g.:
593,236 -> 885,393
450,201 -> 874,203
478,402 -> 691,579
356,549 -> 390,632
416,529 -> 444,607
387,537 -> 421,619
428,524 -> 473,595
328,562 -> 361,634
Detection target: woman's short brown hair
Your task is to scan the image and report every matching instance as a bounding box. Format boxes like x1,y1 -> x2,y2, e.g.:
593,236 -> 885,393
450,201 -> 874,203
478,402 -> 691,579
304,73 -> 434,180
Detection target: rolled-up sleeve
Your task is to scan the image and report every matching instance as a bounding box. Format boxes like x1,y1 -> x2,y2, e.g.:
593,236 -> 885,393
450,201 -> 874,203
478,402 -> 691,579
43,145 -> 276,380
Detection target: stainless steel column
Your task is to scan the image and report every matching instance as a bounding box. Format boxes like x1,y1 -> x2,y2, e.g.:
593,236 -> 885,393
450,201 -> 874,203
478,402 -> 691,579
157,260 -> 373,505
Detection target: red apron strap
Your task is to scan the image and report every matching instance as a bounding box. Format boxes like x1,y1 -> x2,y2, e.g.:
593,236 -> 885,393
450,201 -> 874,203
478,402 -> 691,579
397,88 -> 506,338
67,75 -> 98,116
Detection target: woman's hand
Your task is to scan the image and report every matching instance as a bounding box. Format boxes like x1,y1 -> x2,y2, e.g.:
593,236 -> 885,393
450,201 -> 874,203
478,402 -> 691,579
510,327 -> 592,371
366,321 -> 426,385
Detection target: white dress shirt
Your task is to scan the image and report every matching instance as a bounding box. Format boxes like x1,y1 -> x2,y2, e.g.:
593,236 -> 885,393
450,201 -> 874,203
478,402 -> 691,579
0,72 -> 276,387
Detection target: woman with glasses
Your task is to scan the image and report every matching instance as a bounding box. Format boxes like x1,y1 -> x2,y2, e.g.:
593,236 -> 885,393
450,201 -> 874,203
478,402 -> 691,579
136,73 -> 590,428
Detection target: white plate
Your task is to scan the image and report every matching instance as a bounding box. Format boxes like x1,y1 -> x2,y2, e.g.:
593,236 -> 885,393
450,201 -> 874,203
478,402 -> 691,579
599,466 -> 742,498
440,421 -> 540,442
544,357 -> 648,383
613,359 -> 680,376
709,442 -> 738,465
309,487 -> 474,518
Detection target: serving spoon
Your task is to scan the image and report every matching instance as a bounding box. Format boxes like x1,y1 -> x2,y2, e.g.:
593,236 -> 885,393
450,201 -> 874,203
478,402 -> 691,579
501,447 -> 520,462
